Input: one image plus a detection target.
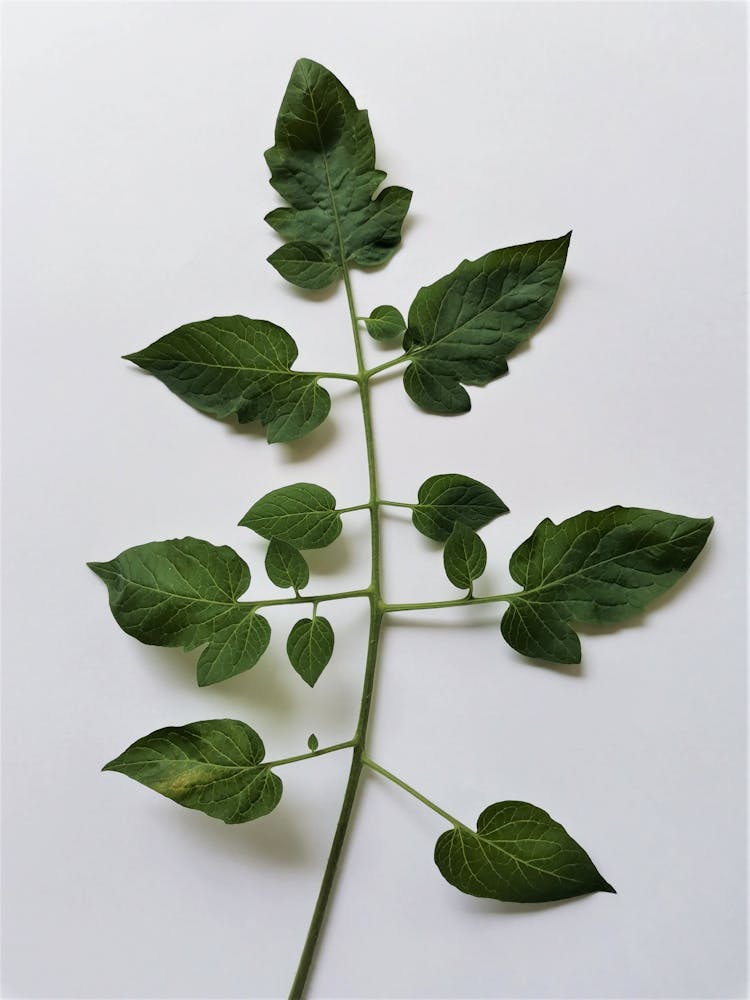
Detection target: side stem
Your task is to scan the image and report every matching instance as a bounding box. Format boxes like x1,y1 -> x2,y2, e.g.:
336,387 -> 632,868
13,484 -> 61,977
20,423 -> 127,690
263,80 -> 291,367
289,263 -> 384,999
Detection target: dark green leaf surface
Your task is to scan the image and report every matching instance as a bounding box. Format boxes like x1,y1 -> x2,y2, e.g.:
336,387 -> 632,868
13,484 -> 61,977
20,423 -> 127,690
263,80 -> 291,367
501,507 -> 713,664
364,305 -> 406,341
125,315 -> 330,444
267,242 -> 340,290
307,733 -> 319,752
88,538 -> 270,686
443,523 -> 487,590
265,537 -> 310,591
412,474 -> 508,542
435,801 -> 614,902
287,616 -> 335,686
402,235 -> 570,413
240,483 -> 342,549
265,58 -> 411,278
103,719 -> 282,824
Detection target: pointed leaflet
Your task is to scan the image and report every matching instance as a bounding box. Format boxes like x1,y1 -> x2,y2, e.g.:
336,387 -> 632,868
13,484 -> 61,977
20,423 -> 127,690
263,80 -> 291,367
443,523 -> 487,590
412,473 -> 508,542
287,616 -> 335,687
307,733 -> 319,752
364,305 -> 406,342
435,801 -> 614,903
267,242 -> 340,290
265,58 -> 411,280
240,483 -> 341,549
402,235 -> 570,413
88,538 -> 270,686
103,720 -> 282,824
501,507 -> 713,664
125,316 -> 330,444
265,537 -> 310,591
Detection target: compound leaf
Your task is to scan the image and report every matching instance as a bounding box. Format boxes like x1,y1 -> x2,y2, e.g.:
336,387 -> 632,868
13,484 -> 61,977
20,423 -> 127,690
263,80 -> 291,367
265,58 -> 411,278
412,473 -> 508,542
364,305 -> 406,341
402,235 -> 570,413
265,537 -> 310,591
125,315 -> 330,444
287,616 -> 335,686
240,483 -> 342,549
103,719 -> 282,824
88,537 -> 270,686
501,506 -> 714,664
443,522 -> 487,590
435,801 -> 615,902
267,242 -> 340,290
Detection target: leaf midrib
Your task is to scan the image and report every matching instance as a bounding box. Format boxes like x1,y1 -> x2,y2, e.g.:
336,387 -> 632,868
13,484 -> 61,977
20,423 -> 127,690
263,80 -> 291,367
407,238 -> 566,362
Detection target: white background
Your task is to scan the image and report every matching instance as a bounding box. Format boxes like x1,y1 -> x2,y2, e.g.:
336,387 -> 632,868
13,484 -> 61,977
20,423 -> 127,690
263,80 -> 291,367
2,2 -> 746,998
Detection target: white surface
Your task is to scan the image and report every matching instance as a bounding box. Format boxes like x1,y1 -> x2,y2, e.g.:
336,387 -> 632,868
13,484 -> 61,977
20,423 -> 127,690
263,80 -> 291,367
2,2 -> 746,998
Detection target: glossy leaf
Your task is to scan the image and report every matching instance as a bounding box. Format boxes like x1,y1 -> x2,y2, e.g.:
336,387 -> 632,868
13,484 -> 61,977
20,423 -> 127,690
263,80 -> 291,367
412,473 -> 508,542
240,483 -> 342,549
103,719 -> 282,824
265,58 -> 411,276
287,616 -> 335,686
125,315 -> 330,444
402,235 -> 570,413
267,242 -> 340,290
265,537 -> 310,591
501,507 -> 714,664
364,305 -> 406,341
88,538 -> 270,686
435,801 -> 615,902
443,522 -> 486,590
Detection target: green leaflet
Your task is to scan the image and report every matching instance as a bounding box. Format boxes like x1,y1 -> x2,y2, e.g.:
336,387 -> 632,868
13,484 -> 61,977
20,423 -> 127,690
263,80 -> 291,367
88,538 -> 270,686
412,473 -> 508,542
443,523 -> 486,591
267,242 -> 340,290
402,235 -> 570,413
265,537 -> 310,591
501,507 -> 714,664
240,483 -> 342,549
103,719 -> 282,824
287,616 -> 335,686
124,315 -> 330,444
265,58 -> 412,277
435,801 -> 615,903
307,733 -> 319,752
364,305 -> 406,341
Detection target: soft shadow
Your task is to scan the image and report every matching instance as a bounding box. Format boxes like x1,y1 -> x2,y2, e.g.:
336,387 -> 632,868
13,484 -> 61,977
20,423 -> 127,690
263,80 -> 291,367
165,800 -> 311,868
279,416 -> 339,463
455,895 -> 588,917
136,644 -> 298,717
305,530 -> 357,577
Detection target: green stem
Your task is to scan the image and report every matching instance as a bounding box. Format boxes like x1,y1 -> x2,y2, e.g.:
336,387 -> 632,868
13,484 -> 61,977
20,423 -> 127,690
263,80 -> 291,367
382,593 -> 516,613
302,370 -> 361,383
361,755 -> 469,831
289,264 -> 386,1000
266,741 -> 355,770
251,588 -> 371,611
336,503 -> 371,514
378,500 -> 414,510
365,354 -> 409,378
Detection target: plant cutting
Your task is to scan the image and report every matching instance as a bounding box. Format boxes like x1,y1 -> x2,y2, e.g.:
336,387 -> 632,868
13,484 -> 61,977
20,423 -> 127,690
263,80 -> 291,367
89,58 -> 713,998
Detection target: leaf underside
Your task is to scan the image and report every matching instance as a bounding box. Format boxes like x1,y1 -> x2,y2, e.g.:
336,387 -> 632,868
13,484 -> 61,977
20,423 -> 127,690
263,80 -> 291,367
435,800 -> 615,902
265,58 -> 412,285
412,473 -> 509,542
88,537 -> 269,686
402,234 -> 570,413
125,315 -> 330,443
103,719 -> 282,824
502,507 -> 714,664
240,482 -> 342,549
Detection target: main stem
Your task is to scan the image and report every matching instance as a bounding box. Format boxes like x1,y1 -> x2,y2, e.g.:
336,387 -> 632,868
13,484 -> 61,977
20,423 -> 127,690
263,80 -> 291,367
289,264 -> 383,999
